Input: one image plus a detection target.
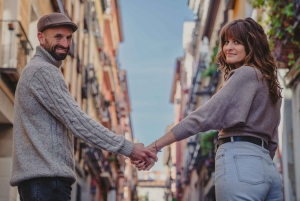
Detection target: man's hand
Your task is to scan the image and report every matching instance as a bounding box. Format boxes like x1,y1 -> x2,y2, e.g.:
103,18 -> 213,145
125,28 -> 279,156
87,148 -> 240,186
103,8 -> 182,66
129,143 -> 158,167
131,143 -> 158,171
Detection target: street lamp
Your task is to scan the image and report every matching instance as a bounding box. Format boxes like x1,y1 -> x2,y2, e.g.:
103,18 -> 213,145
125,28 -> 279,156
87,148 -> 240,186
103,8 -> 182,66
176,171 -> 182,200
176,171 -> 181,187
199,36 -> 209,65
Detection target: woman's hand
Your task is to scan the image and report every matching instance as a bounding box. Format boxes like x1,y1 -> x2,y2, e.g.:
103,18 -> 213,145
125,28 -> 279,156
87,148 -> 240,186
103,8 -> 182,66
131,131 -> 177,171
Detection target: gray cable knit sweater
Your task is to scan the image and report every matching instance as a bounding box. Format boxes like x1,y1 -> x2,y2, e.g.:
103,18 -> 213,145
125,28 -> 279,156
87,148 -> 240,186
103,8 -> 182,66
171,66 -> 281,159
10,46 -> 134,186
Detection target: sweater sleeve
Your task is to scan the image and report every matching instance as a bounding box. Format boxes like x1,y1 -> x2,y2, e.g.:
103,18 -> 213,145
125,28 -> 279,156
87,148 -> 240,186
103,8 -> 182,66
171,66 -> 259,141
29,66 -> 134,157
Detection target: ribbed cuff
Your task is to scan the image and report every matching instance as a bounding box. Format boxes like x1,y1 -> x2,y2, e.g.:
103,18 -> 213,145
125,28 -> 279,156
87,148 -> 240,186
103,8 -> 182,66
118,139 -> 134,157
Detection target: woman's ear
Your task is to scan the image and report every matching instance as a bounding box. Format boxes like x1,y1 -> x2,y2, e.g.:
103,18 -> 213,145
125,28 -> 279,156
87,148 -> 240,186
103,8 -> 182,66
37,32 -> 45,46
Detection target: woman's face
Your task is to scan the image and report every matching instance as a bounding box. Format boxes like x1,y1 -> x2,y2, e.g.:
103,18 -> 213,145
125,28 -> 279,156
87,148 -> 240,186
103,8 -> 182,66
222,38 -> 246,68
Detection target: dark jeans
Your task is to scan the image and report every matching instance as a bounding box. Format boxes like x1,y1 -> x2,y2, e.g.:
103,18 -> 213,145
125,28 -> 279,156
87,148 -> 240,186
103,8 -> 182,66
18,177 -> 72,201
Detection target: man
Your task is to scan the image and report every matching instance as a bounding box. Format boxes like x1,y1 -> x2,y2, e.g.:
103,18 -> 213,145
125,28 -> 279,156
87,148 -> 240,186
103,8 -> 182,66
10,13 -> 156,200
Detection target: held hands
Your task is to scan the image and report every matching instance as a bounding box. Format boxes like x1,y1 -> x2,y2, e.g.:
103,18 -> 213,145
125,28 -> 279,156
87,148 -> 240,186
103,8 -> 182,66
130,131 -> 175,171
131,142 -> 159,171
129,143 -> 158,169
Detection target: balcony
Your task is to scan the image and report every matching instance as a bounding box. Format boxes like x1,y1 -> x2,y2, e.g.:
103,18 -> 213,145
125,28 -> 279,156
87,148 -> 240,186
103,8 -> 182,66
101,0 -> 111,14
100,99 -> 111,121
85,147 -> 105,179
0,20 -> 33,94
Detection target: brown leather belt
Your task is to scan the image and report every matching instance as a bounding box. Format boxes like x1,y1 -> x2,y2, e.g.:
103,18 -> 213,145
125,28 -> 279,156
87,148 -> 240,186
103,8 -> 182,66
215,136 -> 268,152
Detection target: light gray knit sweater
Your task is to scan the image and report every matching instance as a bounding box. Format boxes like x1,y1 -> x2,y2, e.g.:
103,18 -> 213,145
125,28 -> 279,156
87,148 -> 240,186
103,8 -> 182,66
10,46 -> 134,186
171,66 -> 281,159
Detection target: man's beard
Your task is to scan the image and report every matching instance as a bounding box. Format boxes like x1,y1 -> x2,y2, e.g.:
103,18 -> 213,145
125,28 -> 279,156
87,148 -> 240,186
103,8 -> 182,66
43,40 -> 70,61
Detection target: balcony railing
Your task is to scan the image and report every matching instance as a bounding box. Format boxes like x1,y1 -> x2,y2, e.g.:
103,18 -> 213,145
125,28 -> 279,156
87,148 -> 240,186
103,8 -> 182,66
0,20 -> 33,94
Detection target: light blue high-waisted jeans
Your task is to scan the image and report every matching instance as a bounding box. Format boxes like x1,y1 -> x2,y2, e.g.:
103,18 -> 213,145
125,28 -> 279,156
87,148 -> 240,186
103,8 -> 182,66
215,141 -> 283,201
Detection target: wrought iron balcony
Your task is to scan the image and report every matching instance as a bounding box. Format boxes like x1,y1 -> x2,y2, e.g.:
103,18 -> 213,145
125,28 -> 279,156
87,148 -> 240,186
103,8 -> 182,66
0,20 -> 33,94
85,147 -> 115,187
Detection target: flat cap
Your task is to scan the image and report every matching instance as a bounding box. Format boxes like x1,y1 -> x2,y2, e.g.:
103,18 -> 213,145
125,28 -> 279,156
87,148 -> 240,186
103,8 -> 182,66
37,13 -> 78,32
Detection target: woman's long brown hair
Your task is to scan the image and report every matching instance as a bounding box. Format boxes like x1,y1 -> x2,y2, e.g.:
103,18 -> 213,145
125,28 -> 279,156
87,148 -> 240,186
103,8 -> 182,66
216,18 -> 282,104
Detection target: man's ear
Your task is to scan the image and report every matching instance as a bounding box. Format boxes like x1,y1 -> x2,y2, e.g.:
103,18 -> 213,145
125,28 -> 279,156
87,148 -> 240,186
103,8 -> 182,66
37,32 -> 45,46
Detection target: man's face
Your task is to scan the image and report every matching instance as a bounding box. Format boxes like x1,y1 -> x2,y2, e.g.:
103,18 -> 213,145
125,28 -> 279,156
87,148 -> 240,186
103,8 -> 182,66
38,26 -> 73,60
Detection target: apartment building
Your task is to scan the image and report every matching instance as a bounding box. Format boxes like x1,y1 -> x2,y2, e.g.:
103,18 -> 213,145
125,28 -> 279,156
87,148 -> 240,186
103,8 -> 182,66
0,0 -> 137,201
167,0 -> 300,201
166,1 -> 265,201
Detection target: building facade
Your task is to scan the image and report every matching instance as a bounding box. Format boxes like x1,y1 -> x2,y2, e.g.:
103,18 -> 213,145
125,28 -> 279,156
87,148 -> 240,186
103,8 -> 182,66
0,0 -> 137,201
137,171 -> 166,201
166,0 -> 300,201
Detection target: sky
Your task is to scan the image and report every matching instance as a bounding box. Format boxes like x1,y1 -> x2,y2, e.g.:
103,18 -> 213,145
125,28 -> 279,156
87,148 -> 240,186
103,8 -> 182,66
118,1 -> 194,173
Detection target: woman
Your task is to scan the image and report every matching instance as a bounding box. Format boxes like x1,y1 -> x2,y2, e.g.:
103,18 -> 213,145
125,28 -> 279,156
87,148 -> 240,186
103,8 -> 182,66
133,18 -> 283,200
